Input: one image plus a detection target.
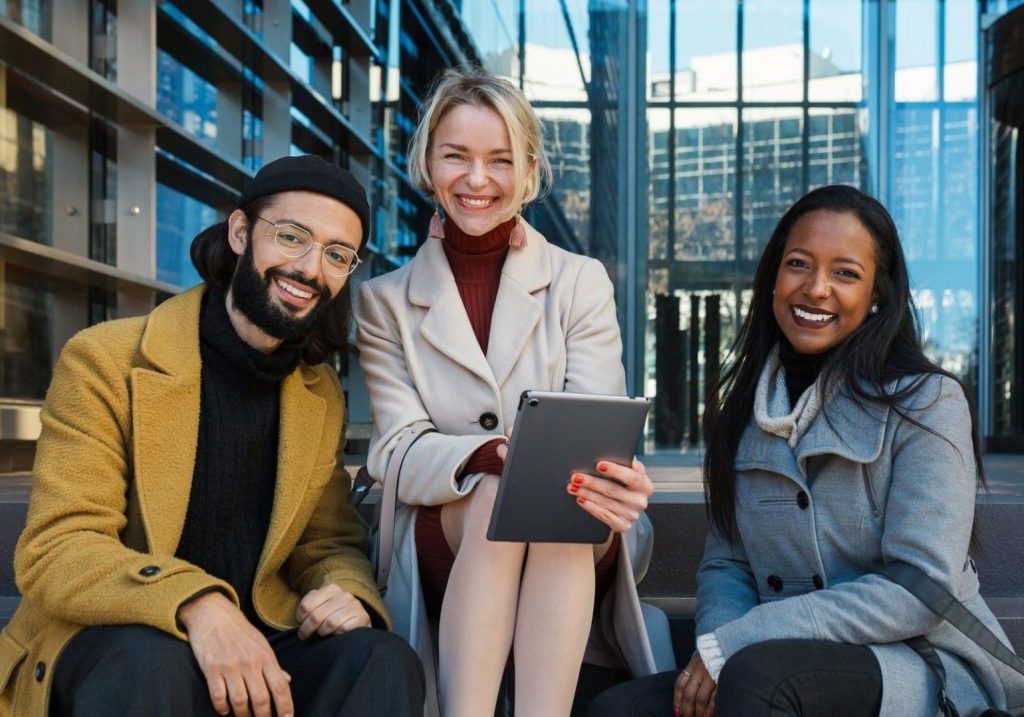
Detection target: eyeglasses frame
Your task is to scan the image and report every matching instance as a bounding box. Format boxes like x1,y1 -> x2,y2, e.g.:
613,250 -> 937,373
254,215 -> 362,278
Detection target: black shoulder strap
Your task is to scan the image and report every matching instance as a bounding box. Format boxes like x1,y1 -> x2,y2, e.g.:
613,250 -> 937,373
881,561 -> 1024,676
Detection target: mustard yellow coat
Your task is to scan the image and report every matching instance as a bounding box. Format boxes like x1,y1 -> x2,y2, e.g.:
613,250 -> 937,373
0,285 -> 387,717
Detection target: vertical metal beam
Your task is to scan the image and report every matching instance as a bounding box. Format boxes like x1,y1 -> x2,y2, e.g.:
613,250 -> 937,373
518,0 -> 526,90
624,0 -> 643,395
801,0 -> 810,193
978,5 -> 995,438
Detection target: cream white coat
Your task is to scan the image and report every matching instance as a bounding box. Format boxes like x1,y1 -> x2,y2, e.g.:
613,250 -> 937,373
355,223 -> 675,714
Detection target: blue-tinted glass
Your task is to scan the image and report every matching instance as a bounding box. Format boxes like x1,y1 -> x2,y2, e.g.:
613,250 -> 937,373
156,183 -> 216,288
675,0 -> 737,102
741,107 -> 804,260
809,0 -> 863,101
522,0 -> 589,100
895,0 -> 938,101
743,0 -> 803,102
806,108 -> 868,190
291,42 -> 312,83
461,0 -> 517,74
944,0 -> 977,100
538,108 -> 592,247
156,51 -> 218,147
1,0 -> 50,40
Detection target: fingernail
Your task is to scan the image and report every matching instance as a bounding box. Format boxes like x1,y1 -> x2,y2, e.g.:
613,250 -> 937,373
673,709 -> 681,717
577,496 -> 586,505
568,483 -> 579,494
597,462 -> 609,473
571,474 -> 584,485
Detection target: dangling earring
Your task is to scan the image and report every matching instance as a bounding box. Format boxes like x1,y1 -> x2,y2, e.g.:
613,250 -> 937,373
870,304 -> 879,315
509,213 -> 527,249
428,206 -> 444,240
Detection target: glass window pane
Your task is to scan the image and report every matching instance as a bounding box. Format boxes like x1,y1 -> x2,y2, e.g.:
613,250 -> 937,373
741,106 -> 804,260
2,264 -> 55,399
463,0 -> 519,76
0,107 -> 52,246
157,51 -> 219,147
647,1 -> 670,102
807,107 -> 868,190
523,0 -> 588,102
742,0 -> 803,102
895,0 -> 938,101
943,0 -> 977,101
808,0 -> 863,102
539,108 -> 592,250
156,183 -> 218,289
677,0 -> 737,102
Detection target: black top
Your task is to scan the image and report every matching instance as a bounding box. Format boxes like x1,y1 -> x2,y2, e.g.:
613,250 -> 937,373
176,287 -> 300,627
779,339 -> 830,410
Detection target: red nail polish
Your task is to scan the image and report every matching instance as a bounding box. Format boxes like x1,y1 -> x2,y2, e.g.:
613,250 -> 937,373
577,496 -> 586,505
568,483 -> 579,494
597,462 -> 608,473
673,709 -> 681,717
571,474 -> 584,485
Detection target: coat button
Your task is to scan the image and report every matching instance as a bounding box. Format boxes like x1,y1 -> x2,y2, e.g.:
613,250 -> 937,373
813,574 -> 824,590
796,491 -> 809,509
479,412 -> 499,431
139,565 -> 161,577
767,575 -> 783,592
34,661 -> 45,682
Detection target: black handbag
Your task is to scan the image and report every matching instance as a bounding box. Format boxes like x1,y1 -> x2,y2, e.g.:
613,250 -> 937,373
881,561 -> 1024,717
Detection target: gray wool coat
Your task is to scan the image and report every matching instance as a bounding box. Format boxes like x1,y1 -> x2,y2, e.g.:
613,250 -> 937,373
355,223 -> 675,716
696,373 -> 1024,716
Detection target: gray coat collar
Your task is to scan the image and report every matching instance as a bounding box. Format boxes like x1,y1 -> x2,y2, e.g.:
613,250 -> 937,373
737,382 -> 890,487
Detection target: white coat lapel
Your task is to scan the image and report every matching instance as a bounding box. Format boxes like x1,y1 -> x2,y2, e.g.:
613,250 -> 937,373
487,224 -> 550,387
409,238 -> 495,385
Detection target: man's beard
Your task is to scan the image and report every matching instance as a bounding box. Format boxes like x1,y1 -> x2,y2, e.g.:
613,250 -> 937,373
230,241 -> 334,343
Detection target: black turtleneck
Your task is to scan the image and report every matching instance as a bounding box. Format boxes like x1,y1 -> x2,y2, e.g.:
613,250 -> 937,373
778,338 -> 831,409
176,287 -> 300,627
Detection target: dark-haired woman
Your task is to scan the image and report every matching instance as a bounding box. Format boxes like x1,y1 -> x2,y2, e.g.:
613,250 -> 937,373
588,185 -> 1024,717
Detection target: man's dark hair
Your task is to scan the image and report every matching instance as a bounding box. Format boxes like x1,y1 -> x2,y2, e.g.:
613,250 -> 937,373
702,184 -> 984,541
189,195 -> 352,365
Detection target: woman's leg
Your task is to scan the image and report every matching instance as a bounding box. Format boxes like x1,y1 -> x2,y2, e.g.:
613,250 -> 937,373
439,475 -> 527,717
715,639 -> 882,717
512,540 -> 597,716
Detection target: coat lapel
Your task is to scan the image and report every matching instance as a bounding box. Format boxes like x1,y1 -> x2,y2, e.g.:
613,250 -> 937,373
797,386 -> 889,467
487,224 -> 550,387
410,237 -> 496,385
260,367 -> 325,567
131,286 -> 205,554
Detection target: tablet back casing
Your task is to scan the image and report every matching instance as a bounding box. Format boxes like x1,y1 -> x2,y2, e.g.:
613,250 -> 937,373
486,391 -> 650,543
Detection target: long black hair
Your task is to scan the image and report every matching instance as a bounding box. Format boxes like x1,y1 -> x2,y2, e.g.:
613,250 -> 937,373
703,184 -> 984,540
189,195 -> 354,365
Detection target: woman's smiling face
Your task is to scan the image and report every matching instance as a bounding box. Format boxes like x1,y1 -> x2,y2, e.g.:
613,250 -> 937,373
428,103 -> 518,236
772,209 -> 878,355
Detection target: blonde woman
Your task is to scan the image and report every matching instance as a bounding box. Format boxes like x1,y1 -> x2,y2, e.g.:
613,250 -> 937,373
355,67 -> 675,716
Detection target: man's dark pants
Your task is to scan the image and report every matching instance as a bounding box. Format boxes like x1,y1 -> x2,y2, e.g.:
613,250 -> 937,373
50,624 -> 425,716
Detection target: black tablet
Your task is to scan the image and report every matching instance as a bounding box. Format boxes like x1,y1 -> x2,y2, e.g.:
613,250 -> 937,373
486,390 -> 650,544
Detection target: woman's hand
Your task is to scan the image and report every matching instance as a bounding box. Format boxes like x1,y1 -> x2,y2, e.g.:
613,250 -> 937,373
566,457 -> 653,533
674,652 -> 716,717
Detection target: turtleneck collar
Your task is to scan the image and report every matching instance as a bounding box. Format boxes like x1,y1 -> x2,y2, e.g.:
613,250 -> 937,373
778,337 -> 832,409
201,286 -> 301,383
441,217 -> 513,283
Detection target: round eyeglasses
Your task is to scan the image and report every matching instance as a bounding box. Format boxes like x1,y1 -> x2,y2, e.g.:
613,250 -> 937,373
256,216 -> 362,278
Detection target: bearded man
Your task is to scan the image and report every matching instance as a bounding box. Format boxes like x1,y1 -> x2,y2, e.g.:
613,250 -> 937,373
0,155 -> 424,717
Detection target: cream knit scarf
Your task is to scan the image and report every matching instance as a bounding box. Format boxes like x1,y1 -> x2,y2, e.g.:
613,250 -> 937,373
753,344 -> 831,448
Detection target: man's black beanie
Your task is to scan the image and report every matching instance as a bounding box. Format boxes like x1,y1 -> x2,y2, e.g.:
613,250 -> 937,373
239,154 -> 371,247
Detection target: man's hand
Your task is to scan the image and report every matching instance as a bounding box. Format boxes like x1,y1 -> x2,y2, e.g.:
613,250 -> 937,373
177,591 -> 293,717
295,583 -> 371,639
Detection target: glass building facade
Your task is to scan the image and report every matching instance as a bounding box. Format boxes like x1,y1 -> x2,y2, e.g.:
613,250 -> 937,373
0,0 -> 1022,469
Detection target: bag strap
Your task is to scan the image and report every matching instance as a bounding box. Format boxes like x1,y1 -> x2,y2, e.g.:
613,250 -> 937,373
375,421 -> 435,593
881,561 -> 1024,676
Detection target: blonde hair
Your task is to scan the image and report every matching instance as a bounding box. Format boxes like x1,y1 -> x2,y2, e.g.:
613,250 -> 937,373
408,67 -> 552,215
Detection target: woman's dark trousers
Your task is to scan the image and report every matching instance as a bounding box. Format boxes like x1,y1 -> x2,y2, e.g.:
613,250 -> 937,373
586,639 -> 882,717
50,624 -> 425,716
